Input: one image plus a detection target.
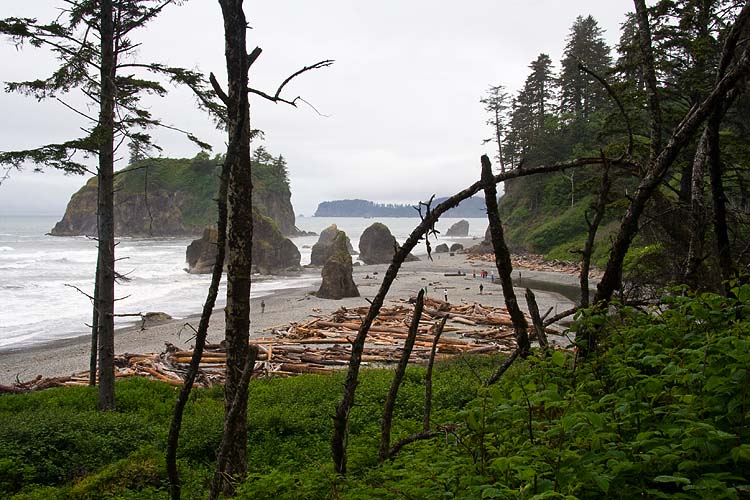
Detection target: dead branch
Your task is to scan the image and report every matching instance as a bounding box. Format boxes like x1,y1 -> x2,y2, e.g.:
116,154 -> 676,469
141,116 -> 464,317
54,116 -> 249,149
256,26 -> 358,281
247,59 -> 333,112
524,288 -> 548,349
481,154 -> 530,356
379,290 -> 425,463
424,317 -> 447,432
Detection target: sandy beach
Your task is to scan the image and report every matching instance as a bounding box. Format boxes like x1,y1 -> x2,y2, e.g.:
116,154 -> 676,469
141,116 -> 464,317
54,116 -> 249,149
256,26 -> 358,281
0,253 -> 584,385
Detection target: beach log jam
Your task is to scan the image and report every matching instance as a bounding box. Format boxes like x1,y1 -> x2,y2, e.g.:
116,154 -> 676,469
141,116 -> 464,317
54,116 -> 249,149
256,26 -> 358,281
1,300 -> 567,393
467,253 -> 598,277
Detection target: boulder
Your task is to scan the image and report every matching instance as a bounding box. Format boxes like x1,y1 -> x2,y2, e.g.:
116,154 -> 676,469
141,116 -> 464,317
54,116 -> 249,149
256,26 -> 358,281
434,243 -> 450,253
186,228 -> 218,274
359,222 -> 419,264
186,209 -> 301,274
445,219 -> 469,237
450,243 -> 464,252
310,224 -> 355,266
316,232 -> 360,299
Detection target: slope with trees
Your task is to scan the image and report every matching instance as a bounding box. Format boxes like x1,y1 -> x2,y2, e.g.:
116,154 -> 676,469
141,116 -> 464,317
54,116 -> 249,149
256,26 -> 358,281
50,151 -> 299,237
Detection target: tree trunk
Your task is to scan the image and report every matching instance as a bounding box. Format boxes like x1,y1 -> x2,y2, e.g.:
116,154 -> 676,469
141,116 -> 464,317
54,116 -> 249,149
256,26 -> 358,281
167,162 -> 229,500
330,154 -> 622,475
591,2 -> 750,318
480,154 -> 530,356
218,0 -> 253,489
379,290 -> 424,463
96,0 -> 116,412
423,317 -> 446,432
709,118 -> 734,291
525,288 -> 548,349
580,160 -> 610,307
88,259 -> 100,386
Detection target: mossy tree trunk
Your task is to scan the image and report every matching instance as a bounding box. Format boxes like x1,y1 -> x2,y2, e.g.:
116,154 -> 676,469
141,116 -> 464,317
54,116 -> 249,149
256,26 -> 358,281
96,0 -> 117,412
218,0 -> 253,493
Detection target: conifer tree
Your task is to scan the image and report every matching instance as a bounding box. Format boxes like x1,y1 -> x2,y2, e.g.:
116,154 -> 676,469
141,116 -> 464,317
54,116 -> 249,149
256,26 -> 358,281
559,15 -> 612,123
0,1 -> 216,410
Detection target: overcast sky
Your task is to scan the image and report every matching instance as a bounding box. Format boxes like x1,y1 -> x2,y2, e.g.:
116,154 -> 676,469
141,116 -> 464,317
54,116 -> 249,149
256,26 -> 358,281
0,0 -> 634,217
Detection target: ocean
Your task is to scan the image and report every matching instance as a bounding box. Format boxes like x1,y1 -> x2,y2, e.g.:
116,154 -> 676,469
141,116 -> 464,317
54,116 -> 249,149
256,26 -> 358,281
0,215 -> 487,351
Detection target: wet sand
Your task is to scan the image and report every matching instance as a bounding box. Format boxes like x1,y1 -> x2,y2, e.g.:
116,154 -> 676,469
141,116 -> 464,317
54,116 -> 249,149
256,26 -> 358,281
0,254 -> 584,385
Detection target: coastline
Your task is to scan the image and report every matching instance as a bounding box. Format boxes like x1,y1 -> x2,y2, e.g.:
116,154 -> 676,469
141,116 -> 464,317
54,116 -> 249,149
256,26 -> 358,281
0,254 -> 585,385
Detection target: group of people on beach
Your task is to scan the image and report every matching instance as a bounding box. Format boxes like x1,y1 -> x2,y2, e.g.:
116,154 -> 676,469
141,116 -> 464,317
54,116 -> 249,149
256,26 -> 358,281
474,270 -> 495,282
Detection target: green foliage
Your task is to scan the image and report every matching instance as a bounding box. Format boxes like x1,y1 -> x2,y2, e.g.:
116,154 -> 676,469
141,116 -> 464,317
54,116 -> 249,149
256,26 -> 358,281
3,291 -> 749,498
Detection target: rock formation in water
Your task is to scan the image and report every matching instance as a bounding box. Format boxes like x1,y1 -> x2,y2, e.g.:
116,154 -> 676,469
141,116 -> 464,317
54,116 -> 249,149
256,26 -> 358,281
358,222 -> 418,264
450,243 -> 464,252
310,224 -> 355,266
186,210 -> 300,274
445,219 -> 469,237
316,232 -> 359,299
51,153 -> 300,237
434,243 -> 449,254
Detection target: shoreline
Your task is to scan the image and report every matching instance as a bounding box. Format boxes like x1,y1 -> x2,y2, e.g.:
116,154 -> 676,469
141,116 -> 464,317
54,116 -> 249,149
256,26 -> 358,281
0,254 -> 586,385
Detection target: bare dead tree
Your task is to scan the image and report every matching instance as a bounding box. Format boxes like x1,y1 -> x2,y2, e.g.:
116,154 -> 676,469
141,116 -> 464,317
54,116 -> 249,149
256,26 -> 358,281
331,153 -> 618,473
486,348 -> 521,386
209,345 -> 259,500
424,317 -> 447,432
579,156 -> 611,308
166,159 -> 229,500
524,288 -> 549,349
481,154 -> 530,356
378,290 -> 425,463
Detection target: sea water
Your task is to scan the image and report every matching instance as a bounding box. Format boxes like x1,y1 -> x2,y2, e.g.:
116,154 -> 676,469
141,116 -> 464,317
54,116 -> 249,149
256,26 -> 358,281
0,215 -> 487,351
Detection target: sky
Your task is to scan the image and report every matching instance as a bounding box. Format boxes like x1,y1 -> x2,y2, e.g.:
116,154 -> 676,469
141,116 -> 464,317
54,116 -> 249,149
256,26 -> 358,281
0,0 -> 634,217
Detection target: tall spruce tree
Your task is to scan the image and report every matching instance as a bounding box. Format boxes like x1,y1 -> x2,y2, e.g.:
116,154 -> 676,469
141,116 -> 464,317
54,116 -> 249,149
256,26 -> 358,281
0,1 -> 216,410
480,84 -> 510,172
559,15 -> 612,123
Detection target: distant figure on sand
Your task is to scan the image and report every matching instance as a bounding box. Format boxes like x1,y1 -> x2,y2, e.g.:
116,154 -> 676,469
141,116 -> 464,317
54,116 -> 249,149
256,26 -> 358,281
479,283 -> 483,295
444,289 -> 448,302
261,300 -> 265,314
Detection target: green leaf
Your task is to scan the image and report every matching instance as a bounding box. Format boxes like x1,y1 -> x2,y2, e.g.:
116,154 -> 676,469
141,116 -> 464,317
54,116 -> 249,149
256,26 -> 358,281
653,475 -> 691,485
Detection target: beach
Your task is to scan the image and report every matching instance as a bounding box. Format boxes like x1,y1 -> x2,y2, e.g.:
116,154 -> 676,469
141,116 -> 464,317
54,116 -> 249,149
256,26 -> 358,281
0,253 -> 584,385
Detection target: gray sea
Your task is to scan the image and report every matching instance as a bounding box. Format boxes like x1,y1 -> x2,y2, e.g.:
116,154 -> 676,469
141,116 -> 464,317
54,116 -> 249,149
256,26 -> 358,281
0,215 -> 487,351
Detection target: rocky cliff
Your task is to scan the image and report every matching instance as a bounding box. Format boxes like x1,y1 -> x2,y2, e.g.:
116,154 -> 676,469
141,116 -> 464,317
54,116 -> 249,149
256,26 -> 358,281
51,153 -> 298,237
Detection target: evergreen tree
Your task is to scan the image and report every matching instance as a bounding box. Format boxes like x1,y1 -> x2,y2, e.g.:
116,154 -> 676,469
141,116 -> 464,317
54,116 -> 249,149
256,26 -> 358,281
0,1 -> 215,410
480,84 -> 510,172
559,15 -> 612,123
273,154 -> 289,181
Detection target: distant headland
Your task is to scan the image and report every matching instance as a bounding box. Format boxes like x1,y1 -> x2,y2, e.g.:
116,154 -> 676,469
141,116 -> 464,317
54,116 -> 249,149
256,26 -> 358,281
313,197 -> 487,218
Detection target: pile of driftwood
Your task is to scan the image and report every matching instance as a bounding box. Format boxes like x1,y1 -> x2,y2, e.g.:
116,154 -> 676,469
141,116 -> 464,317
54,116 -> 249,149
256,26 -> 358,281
468,253 -> 586,276
0,299 -> 531,393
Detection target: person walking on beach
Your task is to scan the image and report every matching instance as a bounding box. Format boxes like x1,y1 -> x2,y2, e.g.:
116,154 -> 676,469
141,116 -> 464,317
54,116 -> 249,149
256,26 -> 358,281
444,288 -> 448,302
261,300 -> 265,314
490,272 -> 495,283
479,283 -> 483,295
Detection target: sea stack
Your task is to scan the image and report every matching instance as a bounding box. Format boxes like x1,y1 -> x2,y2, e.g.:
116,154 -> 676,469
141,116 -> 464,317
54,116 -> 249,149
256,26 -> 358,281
185,210 -> 301,274
358,222 -> 418,265
445,219 -> 469,237
316,232 -> 360,299
310,224 -> 355,266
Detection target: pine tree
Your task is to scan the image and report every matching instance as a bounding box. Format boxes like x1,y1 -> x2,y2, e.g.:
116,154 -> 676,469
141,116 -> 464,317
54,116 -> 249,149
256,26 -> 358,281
0,1 -> 216,410
559,15 -> 612,123
480,84 -> 510,172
